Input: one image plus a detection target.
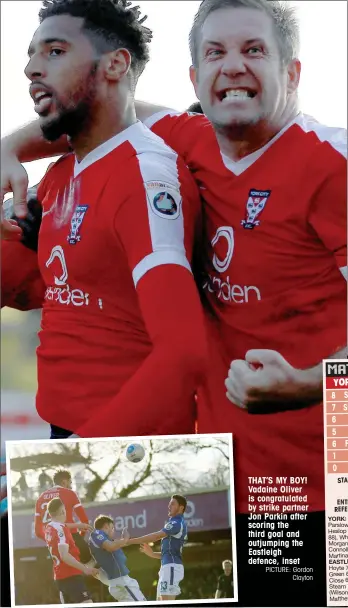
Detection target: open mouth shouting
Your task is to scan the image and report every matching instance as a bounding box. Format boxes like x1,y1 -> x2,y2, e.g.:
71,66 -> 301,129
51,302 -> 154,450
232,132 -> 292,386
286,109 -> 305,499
30,84 -> 54,115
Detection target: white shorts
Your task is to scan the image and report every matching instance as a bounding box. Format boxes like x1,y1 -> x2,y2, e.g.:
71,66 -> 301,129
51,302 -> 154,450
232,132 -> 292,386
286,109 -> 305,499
157,563 -> 184,597
107,574 -> 146,602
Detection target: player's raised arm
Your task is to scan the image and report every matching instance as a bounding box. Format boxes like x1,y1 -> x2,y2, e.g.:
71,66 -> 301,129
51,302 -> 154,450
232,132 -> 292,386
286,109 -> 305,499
1,122 -> 69,218
135,100 -> 177,122
127,530 -> 167,545
71,491 -> 89,527
128,513 -> 183,546
34,501 -> 46,541
2,120 -> 68,163
1,104 -> 203,219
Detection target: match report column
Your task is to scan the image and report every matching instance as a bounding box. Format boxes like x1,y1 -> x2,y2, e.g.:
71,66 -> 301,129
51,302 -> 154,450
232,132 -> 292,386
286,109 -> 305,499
323,360 -> 348,607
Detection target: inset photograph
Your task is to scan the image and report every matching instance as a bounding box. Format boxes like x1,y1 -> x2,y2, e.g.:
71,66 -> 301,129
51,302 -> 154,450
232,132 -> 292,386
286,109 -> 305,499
6,433 -> 237,606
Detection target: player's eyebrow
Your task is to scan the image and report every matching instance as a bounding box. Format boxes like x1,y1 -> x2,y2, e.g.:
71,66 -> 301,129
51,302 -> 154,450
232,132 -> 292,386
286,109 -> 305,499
28,38 -> 69,57
203,39 -> 224,47
244,38 -> 266,46
203,37 -> 267,47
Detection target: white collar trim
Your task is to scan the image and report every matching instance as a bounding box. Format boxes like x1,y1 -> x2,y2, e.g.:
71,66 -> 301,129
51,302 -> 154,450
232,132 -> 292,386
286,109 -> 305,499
220,113 -> 302,175
73,120 -> 144,178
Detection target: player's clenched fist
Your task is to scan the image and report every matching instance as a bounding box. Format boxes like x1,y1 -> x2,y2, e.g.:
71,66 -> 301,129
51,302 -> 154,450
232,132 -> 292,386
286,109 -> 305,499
225,349 -> 323,414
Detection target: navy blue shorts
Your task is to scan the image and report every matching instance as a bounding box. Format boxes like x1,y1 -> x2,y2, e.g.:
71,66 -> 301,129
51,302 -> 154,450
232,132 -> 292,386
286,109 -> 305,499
50,424 -> 73,439
56,575 -> 91,603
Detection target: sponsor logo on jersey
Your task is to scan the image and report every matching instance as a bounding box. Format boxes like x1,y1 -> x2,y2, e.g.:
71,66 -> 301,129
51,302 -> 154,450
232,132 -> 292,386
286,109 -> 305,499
241,189 -> 271,229
45,245 -> 90,307
145,181 -> 182,220
208,226 -> 262,303
153,192 -> 178,216
212,226 -> 234,273
67,204 -> 89,244
204,274 -> 262,304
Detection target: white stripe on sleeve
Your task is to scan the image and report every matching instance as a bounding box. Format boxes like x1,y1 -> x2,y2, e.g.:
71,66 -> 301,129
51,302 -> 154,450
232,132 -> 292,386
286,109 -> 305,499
133,250 -> 191,287
127,131 -> 192,287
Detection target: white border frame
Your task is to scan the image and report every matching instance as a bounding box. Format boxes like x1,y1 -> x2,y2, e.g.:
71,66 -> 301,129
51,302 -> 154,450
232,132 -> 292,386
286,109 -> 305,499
6,432 -> 238,607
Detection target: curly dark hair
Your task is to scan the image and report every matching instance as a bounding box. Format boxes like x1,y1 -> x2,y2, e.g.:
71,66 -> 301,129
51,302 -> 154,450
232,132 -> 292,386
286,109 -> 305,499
39,0 -> 152,79
53,469 -> 71,486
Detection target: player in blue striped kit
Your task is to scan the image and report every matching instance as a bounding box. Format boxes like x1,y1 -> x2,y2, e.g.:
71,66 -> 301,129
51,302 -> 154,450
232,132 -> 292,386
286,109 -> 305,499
127,495 -> 188,601
88,515 -> 146,602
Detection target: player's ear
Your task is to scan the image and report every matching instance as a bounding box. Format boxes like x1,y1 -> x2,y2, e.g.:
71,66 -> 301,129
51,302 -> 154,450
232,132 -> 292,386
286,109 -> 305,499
286,58 -> 301,95
103,48 -> 131,82
189,65 -> 199,97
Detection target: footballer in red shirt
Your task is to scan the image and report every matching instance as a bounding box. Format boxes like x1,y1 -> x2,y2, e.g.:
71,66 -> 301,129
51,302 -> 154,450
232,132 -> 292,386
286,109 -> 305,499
44,498 -> 97,603
3,0 -> 208,439
139,10 -> 347,516
144,109 -> 346,513
35,469 -> 92,563
1,1 -> 346,606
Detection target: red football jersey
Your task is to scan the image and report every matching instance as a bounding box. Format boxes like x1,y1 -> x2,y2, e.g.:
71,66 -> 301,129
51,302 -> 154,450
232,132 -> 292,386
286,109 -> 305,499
35,486 -> 83,540
146,111 -> 347,512
36,121 -> 203,436
45,521 -> 81,580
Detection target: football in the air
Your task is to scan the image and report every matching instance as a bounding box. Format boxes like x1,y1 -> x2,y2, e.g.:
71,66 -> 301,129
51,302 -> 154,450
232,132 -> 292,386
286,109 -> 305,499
125,443 -> 145,463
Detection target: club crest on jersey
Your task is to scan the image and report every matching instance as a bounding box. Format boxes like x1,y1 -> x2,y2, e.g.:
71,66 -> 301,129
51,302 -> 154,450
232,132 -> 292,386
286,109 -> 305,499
146,181 -> 182,220
67,205 -> 89,244
241,189 -> 271,229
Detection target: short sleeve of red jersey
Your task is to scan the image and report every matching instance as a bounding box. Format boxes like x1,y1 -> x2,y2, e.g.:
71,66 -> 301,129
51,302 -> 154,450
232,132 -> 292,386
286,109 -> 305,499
308,146 -> 347,270
143,111 -> 209,164
113,149 -> 201,287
